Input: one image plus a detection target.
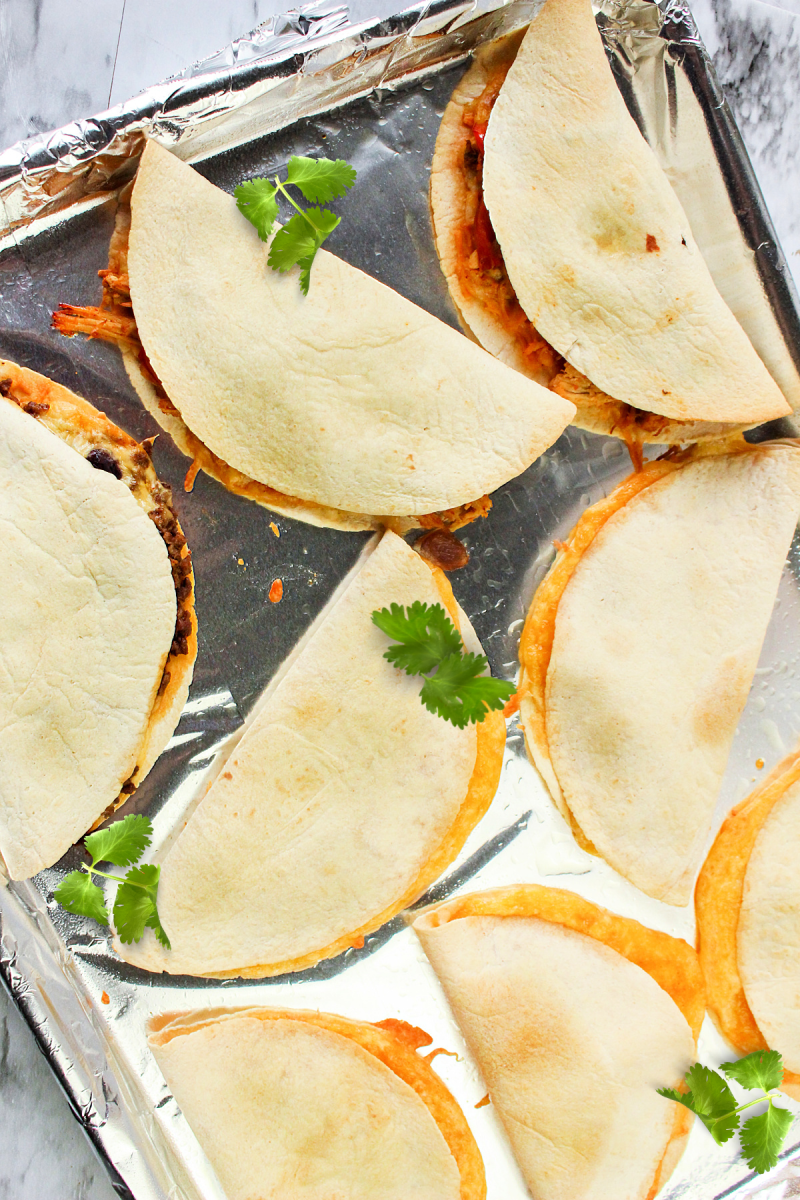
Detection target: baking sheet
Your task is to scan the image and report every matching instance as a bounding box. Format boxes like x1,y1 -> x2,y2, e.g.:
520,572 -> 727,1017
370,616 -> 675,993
2,0 -> 800,1196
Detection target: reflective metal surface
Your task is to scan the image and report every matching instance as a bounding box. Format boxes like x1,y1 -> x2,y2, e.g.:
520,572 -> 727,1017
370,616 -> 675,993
1,0 -> 800,1196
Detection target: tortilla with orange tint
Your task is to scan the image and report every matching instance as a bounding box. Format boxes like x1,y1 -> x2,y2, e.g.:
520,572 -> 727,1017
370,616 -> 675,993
518,451 -> 685,832
518,439 -> 800,904
483,0 -> 789,427
149,1007 -> 485,1200
696,749 -> 800,1099
413,885 -> 700,1200
117,531 -> 505,977
416,884 -> 704,1037
430,37 -> 748,445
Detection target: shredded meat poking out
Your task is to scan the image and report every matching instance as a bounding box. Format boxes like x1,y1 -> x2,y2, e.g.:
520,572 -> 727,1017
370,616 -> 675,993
457,67 -> 563,384
52,304 -> 139,352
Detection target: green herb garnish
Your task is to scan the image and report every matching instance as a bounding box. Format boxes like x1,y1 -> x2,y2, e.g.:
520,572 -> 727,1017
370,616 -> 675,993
54,813 -> 169,948
658,1050 -> 793,1174
234,156 -> 356,294
371,601 -> 514,728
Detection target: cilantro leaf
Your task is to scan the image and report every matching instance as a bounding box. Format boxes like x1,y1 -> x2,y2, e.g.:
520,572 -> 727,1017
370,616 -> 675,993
268,213 -> 318,274
55,870 -> 109,925
372,602 -> 462,674
113,863 -> 162,945
234,178 -> 279,242
84,813 -> 153,868
721,1051 -> 784,1094
285,156 -> 357,203
682,1064 -> 740,1144
266,207 -> 341,285
660,1067 -> 739,1145
146,907 -> 172,950
740,1101 -> 794,1174
421,652 -> 515,728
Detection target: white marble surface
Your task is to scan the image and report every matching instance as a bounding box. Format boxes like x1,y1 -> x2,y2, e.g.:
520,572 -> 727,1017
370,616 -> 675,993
1,0 -> 800,1197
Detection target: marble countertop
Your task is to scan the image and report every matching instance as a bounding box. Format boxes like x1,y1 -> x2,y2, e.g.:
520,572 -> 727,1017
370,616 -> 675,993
1,0 -> 800,1196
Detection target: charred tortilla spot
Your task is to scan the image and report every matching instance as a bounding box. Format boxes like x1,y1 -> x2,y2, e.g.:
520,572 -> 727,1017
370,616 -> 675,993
86,445 -> 123,478
0,379 -> 11,397
646,234 -> 660,253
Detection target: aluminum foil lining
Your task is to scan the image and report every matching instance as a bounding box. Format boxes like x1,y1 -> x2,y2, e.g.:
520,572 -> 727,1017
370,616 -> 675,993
1,0 -> 800,1197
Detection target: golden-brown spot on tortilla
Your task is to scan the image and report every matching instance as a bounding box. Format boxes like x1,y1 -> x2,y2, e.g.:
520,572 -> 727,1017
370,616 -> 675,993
418,883 -> 705,1038
149,1008 -> 487,1200
691,651 -> 752,746
210,566 -> 505,982
646,234 -> 660,253
695,747 -> 800,1096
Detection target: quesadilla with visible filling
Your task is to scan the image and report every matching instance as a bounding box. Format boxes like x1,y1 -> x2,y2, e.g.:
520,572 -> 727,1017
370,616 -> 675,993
53,139 -> 574,533
696,748 -> 800,1100
413,885 -> 703,1200
0,361 -> 196,880
117,530 -> 505,976
430,0 -> 790,444
518,439 -> 800,905
148,1008 -> 485,1200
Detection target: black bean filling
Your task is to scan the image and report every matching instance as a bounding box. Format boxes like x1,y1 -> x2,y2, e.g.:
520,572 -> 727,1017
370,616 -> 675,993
86,446 -> 123,478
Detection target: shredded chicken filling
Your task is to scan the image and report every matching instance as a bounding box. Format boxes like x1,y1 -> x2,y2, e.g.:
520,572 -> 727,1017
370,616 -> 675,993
456,54 -> 673,441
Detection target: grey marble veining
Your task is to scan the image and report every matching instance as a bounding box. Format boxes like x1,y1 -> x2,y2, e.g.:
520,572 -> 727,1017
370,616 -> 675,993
1,0 -> 800,1198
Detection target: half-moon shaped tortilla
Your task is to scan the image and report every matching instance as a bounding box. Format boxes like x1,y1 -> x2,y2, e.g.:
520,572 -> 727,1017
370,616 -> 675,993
117,530 -> 505,976
518,439 -> 800,905
696,748 -> 800,1098
148,1008 -> 485,1200
0,361 -> 197,880
413,885 -> 701,1200
90,140 -> 572,528
431,0 -> 789,442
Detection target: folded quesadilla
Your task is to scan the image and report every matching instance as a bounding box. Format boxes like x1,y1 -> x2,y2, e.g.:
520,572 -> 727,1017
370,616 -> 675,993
148,1007 -> 485,1200
0,361 -> 196,880
117,530 -> 505,976
53,139 -> 574,532
431,0 -> 790,444
518,438 -> 800,905
696,749 -> 800,1100
413,885 -> 703,1200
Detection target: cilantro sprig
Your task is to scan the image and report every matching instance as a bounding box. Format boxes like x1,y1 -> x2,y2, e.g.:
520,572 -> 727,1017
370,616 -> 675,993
54,814 -> 169,948
659,1051 -> 794,1174
234,156 -> 356,294
372,601 -> 514,728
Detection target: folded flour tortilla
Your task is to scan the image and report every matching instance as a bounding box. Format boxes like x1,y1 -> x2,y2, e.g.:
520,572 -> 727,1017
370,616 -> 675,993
696,749 -> 800,1099
148,1008 -> 485,1200
0,361 -> 196,880
431,0 -> 790,442
118,530 -> 505,976
413,885 -> 703,1200
518,439 -> 800,905
56,139 -> 574,531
